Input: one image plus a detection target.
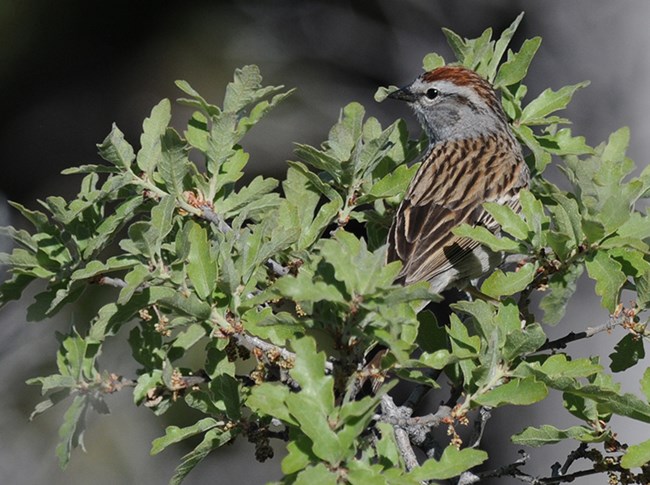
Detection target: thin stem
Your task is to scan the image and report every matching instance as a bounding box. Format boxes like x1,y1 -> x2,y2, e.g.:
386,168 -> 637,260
233,333 -> 298,366
537,318 -> 623,353
462,448 -> 629,485
96,276 -> 128,288
558,443 -> 588,476
376,405 -> 451,428
469,407 -> 491,449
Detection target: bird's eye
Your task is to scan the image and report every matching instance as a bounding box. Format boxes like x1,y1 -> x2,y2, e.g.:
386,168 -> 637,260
425,88 -> 439,100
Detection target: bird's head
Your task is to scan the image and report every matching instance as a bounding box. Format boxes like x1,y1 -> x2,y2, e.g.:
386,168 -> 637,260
388,66 -> 509,142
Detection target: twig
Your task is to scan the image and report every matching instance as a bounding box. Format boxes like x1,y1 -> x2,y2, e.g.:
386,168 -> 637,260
377,404 -> 451,428
93,276 -> 150,294
533,467 -> 617,484
96,272 -> 309,390
457,471 -> 481,485
265,258 -> 290,277
95,276 -> 128,288
556,443 -> 588,477
199,205 -> 233,235
406,387 -> 461,460
537,318 -> 623,353
462,451 -> 599,484
376,394 -> 452,466
232,333 -> 332,373
461,448 -> 628,485
233,333 -> 298,365
460,450 -> 530,483
468,407 -> 491,449
513,467 -> 616,484
381,395 -> 420,472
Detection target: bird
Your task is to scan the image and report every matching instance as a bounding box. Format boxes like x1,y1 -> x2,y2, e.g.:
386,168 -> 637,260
386,65 -> 529,296
360,66 -> 529,393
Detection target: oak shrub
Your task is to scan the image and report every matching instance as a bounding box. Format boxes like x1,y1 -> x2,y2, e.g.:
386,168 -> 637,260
2,14 -> 650,485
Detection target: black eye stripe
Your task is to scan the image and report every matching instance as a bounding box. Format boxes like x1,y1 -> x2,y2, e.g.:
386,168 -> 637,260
425,88 -> 439,100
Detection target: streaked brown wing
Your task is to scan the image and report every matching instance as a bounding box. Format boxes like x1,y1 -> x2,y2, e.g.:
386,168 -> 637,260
387,133 -> 527,286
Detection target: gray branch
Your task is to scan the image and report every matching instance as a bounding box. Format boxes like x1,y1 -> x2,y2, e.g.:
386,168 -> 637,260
377,404 -> 451,429
232,332 -> 334,372
381,395 -> 420,472
556,443 -> 588,477
459,447 -> 627,484
96,276 -> 127,288
537,313 -> 628,353
468,407 -> 491,449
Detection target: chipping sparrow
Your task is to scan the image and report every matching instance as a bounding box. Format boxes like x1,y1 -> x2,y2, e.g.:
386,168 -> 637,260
386,66 -> 529,295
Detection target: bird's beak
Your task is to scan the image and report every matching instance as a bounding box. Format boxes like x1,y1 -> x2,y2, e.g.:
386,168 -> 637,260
387,85 -> 417,103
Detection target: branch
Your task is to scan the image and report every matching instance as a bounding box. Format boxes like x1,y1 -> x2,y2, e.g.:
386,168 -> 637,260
556,443 -> 588,477
95,276 -> 127,288
537,315 -> 624,352
198,205 -> 233,235
460,447 -> 629,485
400,387 -> 463,461
233,332 -> 298,365
232,331 -> 334,391
380,395 -> 420,472
377,393 -> 453,465
459,450 -> 532,484
468,407 -> 491,449
377,404 -> 451,428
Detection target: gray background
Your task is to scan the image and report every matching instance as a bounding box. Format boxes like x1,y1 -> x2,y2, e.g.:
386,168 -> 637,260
1,1 -> 649,484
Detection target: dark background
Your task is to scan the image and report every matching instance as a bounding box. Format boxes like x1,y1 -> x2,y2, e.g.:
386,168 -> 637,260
1,1 -> 649,484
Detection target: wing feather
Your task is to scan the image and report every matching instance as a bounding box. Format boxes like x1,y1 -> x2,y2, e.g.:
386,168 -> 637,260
387,133 -> 528,287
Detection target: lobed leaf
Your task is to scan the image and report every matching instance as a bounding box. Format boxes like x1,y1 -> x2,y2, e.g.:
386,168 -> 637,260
486,12 -> 524,77
520,82 -> 590,124
410,447 -> 488,481
169,428 -> 233,485
453,224 -> 521,252
474,376 -> 548,407
158,128 -> 189,196
642,368 -> 650,402
480,262 -> 537,299
151,418 -> 222,455
55,395 -> 88,469
502,323 -> 547,362
483,201 -> 529,240
284,337 -> 352,464
186,221 -> 217,300
494,37 -> 541,88
621,439 -> 650,469
585,250 -> 626,312
293,464 -> 339,485
422,52 -> 445,71
539,264 -> 584,325
137,98 -> 171,174
609,334 -> 645,373
512,424 -> 604,447
97,123 -> 135,170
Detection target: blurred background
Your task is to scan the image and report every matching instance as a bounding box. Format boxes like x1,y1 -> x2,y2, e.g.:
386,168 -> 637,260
1,1 -> 649,484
